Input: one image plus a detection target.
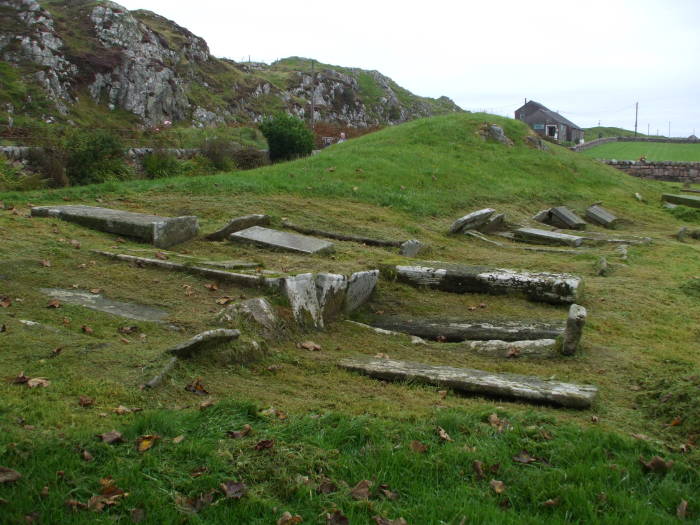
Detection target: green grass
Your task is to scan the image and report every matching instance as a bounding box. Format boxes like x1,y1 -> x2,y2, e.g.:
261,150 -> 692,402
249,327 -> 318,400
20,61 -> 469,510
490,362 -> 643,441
2,113 -> 700,523
581,141 -> 700,162
584,127 -> 652,142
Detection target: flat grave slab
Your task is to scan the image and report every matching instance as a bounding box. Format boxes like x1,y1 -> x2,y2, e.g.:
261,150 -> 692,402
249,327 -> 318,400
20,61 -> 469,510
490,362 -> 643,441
206,214 -> 270,241
41,288 -> 169,323
662,194 -> 700,209
450,208 -> 495,233
513,228 -> 583,247
585,205 -> 619,228
339,357 -> 597,409
230,226 -> 334,255
549,206 -> 587,230
31,205 -> 198,248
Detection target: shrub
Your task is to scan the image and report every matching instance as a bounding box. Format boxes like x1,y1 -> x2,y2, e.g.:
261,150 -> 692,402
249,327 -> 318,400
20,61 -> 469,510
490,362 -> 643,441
259,113 -> 314,161
63,130 -> 130,185
0,156 -> 46,191
201,137 -> 238,171
142,150 -> 182,178
231,147 -> 268,170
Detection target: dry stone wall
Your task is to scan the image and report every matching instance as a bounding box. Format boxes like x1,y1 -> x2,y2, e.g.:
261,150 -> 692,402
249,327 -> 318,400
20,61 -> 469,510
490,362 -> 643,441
602,160 -> 700,183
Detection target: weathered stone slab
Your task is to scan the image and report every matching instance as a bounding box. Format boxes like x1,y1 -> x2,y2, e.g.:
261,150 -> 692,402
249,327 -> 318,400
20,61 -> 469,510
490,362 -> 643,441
449,208 -> 495,234
549,206 -> 587,230
283,273 -> 324,329
339,357 -> 597,409
40,288 -> 169,322
513,228 -> 584,247
561,304 -> 587,355
31,205 -> 198,248
168,329 -> 240,358
205,214 -> 270,241
399,239 -> 424,257
315,273 -> 347,321
479,213 -> 507,233
217,297 -> 280,338
392,263 -> 581,304
345,270 -> 379,313
230,226 -> 334,254
371,317 -> 564,342
662,194 -> 700,208
345,320 -> 427,344
585,205 -> 619,228
460,339 -> 559,358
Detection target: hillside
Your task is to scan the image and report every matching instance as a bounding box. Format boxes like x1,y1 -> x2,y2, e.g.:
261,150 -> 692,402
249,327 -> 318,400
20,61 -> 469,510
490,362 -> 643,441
581,141 -> 700,162
584,126 -> 648,141
0,0 -> 461,130
2,113 -> 700,523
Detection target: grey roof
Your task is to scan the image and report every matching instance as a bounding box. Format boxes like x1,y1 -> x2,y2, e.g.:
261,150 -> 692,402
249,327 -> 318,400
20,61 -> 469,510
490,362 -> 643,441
517,101 -> 582,130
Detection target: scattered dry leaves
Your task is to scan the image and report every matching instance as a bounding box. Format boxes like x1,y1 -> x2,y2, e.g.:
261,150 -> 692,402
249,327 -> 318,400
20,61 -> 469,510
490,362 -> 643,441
220,480 -> 247,499
254,439 -> 274,451
226,424 -> 252,439
96,430 -> 124,444
473,460 -> 485,480
639,455 -> 674,474
489,479 -> 506,494
0,467 -> 21,483
350,479 -> 372,500
378,484 -> 399,500
277,511 -> 303,525
136,435 -> 160,453
410,440 -> 428,453
185,378 -> 209,395
487,413 -> 510,433
79,396 -> 94,407
177,490 -> 216,514
49,347 -> 62,358
81,450 -> 94,462
317,479 -> 338,494
204,283 -> 219,291
326,509 -> 349,524
81,325 -> 94,335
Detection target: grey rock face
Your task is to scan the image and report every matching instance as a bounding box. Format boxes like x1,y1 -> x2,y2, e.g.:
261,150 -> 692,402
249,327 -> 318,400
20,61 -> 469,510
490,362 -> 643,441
339,357 -> 598,409
283,273 -> 324,329
449,208 -> 495,234
345,270 -> 379,313
487,125 -> 514,146
315,273 -> 347,321
513,228 -> 584,247
399,239 -> 424,257
40,288 -> 168,323
167,329 -> 240,358
206,214 -> 271,241
230,226 -> 334,255
31,205 -> 199,248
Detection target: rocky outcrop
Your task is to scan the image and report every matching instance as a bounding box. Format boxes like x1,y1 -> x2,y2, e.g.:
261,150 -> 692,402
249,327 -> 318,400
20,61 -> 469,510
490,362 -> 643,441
0,0 -> 462,127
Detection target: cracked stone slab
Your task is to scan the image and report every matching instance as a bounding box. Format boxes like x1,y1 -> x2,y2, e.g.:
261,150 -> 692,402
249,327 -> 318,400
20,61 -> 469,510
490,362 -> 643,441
339,357 -> 597,409
345,270 -> 379,313
167,329 -> 240,358
205,214 -> 270,241
230,226 -> 334,254
585,205 -> 619,229
449,208 -> 495,234
549,206 -> 587,230
40,288 -> 169,323
217,297 -> 280,338
31,205 -> 198,248
283,273 -> 324,329
315,273 -> 347,321
513,228 -> 584,247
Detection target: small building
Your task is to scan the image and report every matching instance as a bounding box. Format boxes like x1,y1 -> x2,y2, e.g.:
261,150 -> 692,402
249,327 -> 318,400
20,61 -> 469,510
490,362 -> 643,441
515,100 -> 584,144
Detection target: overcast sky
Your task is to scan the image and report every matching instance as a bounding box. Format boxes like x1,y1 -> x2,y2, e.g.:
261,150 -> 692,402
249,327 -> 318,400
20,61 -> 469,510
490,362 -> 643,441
117,0 -> 700,136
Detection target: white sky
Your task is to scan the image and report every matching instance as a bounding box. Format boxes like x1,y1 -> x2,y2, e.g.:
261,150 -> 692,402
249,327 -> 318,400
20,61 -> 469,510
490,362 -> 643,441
117,0 -> 700,136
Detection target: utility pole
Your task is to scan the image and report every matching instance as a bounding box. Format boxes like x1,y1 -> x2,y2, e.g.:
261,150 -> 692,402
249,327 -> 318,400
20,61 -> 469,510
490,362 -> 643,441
668,121 -> 671,138
634,102 -> 638,137
647,123 -> 650,136
310,59 -> 315,130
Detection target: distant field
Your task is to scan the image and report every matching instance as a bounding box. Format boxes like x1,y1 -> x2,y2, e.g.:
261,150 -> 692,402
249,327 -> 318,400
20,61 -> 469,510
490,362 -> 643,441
581,141 -> 700,161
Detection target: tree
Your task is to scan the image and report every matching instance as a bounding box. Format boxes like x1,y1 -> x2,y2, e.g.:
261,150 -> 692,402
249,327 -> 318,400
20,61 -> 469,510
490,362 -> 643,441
259,113 -> 314,161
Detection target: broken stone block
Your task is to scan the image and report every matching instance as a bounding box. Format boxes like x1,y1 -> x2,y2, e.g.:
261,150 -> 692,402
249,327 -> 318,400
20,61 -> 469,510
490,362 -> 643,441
561,304 -> 587,355
532,209 -> 551,223
217,297 -> 280,338
40,288 -> 169,323
460,339 -> 560,358
585,205 -> 619,229
392,263 -> 581,304
345,270 -> 379,313
549,206 -> 587,230
339,357 -> 597,409
662,194 -> 700,209
479,213 -> 507,233
487,124 -> 514,146
513,228 -> 584,247
31,205 -> 198,248
449,208 -> 495,234
205,214 -> 270,241
399,239 -> 424,257
315,273 -> 347,321
283,273 -> 324,329
230,226 -> 334,255
167,329 -> 240,358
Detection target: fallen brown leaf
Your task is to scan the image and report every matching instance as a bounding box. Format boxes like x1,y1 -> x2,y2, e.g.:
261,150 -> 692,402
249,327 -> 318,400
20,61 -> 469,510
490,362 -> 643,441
299,341 -> 321,351
326,509 -> 349,524
204,283 -> 219,291
178,490 -> 216,514
172,435 -> 185,444
47,299 -> 61,308
0,467 -> 21,483
216,296 -> 233,305
254,439 -> 274,451
226,424 -> 253,439
437,426 -> 453,442
81,450 -> 94,462
96,430 -> 124,444
669,416 -> 682,427
372,517 -> 407,525
185,378 -> 209,395
136,434 -> 160,453
489,479 -> 506,494
543,498 -> 559,507
512,450 -> 538,464
190,467 -> 209,478
378,484 -> 399,500
199,399 -> 215,410
69,239 -> 81,249
410,440 -> 428,453
116,237 -> 126,243
49,347 -> 62,358
40,259 -> 51,267
11,372 -> 29,385
350,479 -> 372,500
677,499 -> 688,519
0,297 -> 11,308
220,480 -> 247,499
118,325 -> 139,335
639,455 -> 674,474
65,499 -> 88,511
487,413 -> 509,433
277,511 -> 303,525
81,325 -> 94,334
79,396 -> 94,407
154,252 -> 168,260
89,288 -> 102,294
27,377 -> 50,388
317,479 -> 338,494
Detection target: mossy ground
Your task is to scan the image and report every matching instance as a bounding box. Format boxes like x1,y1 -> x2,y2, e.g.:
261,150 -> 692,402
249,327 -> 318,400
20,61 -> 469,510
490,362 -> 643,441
1,114 -> 699,523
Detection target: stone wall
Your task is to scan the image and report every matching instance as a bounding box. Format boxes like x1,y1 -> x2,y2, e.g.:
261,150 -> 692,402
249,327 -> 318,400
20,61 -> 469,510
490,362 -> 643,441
601,160 -> 700,183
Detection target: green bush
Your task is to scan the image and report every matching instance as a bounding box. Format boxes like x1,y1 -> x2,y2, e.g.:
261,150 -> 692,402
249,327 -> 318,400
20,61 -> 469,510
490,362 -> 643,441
201,137 -> 238,171
259,113 -> 314,161
0,157 -> 46,191
64,129 -> 131,185
142,150 -> 182,179
231,147 -> 268,170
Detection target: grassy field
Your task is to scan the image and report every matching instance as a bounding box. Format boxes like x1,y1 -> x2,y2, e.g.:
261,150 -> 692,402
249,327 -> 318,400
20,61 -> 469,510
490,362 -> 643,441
1,113 -> 700,523
581,141 -> 700,162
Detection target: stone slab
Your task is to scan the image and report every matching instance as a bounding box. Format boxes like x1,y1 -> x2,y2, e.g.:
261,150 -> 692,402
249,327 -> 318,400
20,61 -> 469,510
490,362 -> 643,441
168,329 -> 240,358
345,270 -> 379,313
315,273 -> 348,321
562,304 -> 587,355
41,288 -> 168,323
230,226 -> 334,255
31,205 -> 198,248
549,206 -> 587,230
460,339 -> 559,358
513,228 -> 583,247
283,273 -> 324,329
217,297 -> 280,338
449,208 -> 495,234
339,357 -> 597,409
585,205 -> 619,228
662,194 -> 700,209
399,239 -> 424,257
206,214 -> 270,241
